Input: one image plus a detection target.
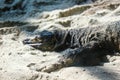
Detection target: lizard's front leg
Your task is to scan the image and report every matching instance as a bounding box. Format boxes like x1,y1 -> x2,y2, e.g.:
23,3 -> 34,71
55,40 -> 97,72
62,41 -> 101,66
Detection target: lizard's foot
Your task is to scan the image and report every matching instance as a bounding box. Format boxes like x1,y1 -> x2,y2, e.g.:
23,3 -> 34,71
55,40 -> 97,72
27,56 -> 73,73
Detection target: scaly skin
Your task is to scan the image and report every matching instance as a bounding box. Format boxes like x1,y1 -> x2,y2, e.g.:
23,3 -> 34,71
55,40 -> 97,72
23,21 -> 120,72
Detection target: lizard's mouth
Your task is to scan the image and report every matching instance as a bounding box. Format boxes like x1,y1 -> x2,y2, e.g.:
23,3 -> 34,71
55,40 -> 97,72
23,38 -> 43,47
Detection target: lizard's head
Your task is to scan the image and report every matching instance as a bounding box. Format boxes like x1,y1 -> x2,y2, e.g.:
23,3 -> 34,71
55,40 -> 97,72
23,30 -> 57,51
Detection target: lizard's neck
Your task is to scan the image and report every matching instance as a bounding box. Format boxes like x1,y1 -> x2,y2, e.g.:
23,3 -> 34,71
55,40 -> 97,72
54,29 -> 70,51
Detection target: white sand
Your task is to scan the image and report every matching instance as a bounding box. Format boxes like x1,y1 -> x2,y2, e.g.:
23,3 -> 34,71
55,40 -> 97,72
0,0 -> 120,80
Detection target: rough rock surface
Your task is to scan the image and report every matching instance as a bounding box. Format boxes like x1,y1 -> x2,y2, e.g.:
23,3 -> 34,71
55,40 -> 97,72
0,0 -> 120,80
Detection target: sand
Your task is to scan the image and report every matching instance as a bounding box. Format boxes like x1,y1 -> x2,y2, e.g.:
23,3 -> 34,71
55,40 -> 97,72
0,0 -> 120,80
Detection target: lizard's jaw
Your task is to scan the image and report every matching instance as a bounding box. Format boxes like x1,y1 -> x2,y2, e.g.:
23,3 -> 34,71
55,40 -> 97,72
23,38 -> 43,47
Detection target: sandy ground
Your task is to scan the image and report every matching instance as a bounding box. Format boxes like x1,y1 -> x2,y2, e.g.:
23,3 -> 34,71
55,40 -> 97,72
0,0 -> 120,80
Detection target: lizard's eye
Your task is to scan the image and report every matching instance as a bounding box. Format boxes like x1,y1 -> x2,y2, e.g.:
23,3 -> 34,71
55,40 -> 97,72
34,36 -> 42,42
